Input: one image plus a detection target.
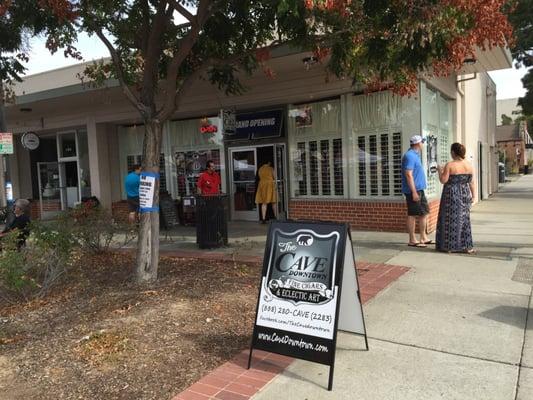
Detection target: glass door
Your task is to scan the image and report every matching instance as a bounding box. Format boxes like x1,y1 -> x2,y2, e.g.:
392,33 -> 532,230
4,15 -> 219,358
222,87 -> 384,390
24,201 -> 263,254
37,162 -> 66,219
61,161 -> 80,208
230,148 -> 257,220
56,130 -> 89,205
274,144 -> 287,219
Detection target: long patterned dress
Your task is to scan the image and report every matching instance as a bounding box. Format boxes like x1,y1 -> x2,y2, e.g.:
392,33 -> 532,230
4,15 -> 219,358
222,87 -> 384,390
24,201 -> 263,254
436,174 -> 474,252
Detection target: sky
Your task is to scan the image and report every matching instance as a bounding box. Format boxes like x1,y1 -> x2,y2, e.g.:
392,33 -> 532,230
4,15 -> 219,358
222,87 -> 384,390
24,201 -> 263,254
23,34 -> 528,101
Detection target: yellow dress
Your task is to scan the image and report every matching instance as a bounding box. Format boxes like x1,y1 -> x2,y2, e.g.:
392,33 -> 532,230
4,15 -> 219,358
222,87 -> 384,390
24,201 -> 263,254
255,164 -> 277,204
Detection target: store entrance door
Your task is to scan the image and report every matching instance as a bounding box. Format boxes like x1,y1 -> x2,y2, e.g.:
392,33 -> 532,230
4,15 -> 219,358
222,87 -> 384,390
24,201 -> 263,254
230,147 -> 257,220
229,144 -> 286,221
37,161 -> 79,219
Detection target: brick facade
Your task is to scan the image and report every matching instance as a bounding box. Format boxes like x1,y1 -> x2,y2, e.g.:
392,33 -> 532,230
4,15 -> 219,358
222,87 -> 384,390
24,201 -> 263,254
112,201 -> 130,223
498,140 -> 527,174
30,199 -> 61,220
29,199 -> 130,223
110,199 -> 440,233
288,198 -> 440,233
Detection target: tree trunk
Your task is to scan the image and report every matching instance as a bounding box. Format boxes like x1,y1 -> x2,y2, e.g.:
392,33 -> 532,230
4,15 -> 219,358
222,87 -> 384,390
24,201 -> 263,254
136,119 -> 162,283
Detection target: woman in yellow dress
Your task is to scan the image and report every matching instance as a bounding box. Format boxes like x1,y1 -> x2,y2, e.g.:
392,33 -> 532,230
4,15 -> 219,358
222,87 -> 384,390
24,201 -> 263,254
255,161 -> 277,223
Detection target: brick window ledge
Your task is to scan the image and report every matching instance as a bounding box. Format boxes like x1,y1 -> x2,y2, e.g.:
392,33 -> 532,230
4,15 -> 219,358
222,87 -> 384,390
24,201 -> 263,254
288,198 -> 439,233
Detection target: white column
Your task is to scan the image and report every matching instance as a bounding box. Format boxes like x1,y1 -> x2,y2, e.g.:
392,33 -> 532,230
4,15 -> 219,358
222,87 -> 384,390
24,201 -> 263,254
87,118 -> 112,209
13,136 -> 33,199
343,94 -> 356,199
107,126 -> 122,203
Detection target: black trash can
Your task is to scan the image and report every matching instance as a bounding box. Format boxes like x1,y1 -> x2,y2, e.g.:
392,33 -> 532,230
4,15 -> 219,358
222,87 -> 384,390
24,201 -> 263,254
498,163 -> 506,183
196,194 -> 228,249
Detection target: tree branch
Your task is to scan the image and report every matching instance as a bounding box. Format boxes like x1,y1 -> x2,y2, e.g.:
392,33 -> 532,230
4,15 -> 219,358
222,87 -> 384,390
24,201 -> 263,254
169,0 -> 196,24
160,40 -> 277,122
173,68 -> 205,110
141,0 -> 173,108
139,0 -> 151,56
157,0 -> 216,121
94,29 -> 148,116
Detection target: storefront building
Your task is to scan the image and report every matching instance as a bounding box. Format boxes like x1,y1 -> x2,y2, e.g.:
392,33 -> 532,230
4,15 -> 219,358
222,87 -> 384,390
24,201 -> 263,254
6,47 -> 511,232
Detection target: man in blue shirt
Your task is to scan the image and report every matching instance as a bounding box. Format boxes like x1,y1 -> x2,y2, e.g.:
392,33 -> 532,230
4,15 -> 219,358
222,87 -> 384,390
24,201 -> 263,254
402,135 -> 431,247
125,164 -> 141,224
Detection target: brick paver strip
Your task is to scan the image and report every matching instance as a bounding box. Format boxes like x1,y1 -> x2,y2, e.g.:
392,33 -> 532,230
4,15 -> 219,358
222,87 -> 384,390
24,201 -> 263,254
167,248 -> 409,400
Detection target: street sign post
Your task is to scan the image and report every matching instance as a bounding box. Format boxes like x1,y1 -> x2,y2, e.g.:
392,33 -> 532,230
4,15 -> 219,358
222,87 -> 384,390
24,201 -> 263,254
0,132 -> 14,154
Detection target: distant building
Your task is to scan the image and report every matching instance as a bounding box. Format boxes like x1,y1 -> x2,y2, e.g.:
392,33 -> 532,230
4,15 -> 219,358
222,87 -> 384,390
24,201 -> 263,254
496,98 -> 522,126
496,121 -> 533,173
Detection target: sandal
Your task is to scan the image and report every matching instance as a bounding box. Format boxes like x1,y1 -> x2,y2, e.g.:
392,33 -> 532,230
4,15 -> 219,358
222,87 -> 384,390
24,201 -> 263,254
407,242 -> 427,248
422,240 -> 435,245
464,249 -> 476,254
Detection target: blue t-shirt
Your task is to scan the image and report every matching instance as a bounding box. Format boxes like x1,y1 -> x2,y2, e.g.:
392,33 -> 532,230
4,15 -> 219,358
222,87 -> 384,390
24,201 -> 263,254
125,171 -> 140,197
401,148 -> 426,194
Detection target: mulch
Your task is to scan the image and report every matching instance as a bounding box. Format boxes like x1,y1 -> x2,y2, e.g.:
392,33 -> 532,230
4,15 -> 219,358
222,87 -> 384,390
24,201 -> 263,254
0,252 -> 262,400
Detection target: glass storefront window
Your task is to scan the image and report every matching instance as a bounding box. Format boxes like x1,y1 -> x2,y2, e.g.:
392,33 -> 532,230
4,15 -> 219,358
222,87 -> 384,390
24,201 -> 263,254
118,125 -> 169,197
58,132 -> 77,158
168,118 -> 225,198
118,119 -> 225,200
289,99 -> 344,198
421,81 -> 454,197
352,91 -> 404,197
175,149 -> 221,197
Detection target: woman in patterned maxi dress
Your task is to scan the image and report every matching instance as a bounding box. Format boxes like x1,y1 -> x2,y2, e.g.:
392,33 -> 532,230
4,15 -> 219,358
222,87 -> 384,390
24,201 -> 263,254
436,143 -> 477,253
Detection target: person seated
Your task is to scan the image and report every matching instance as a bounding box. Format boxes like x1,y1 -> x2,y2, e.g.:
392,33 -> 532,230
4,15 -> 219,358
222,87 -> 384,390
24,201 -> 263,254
0,199 -> 31,249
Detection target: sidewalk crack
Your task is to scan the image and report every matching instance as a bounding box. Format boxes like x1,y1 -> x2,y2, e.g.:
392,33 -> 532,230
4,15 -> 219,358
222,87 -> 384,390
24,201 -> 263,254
367,336 -> 521,368
514,284 -> 532,400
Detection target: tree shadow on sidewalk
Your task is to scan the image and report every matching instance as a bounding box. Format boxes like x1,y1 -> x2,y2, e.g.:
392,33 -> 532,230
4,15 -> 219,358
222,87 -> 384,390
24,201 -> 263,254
478,305 -> 530,329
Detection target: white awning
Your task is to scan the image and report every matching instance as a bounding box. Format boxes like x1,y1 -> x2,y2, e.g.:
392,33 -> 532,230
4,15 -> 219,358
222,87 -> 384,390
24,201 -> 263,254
458,45 -> 512,74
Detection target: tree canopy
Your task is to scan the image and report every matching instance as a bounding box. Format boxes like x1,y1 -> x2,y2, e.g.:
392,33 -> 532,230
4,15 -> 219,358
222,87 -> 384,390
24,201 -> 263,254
73,0 -> 515,107
507,0 -> 533,116
19,0 -> 514,282
0,0 -> 78,85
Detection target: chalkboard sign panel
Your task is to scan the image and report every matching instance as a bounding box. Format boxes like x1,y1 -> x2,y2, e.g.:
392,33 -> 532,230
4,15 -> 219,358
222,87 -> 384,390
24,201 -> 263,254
248,220 -> 368,391
160,195 -> 178,229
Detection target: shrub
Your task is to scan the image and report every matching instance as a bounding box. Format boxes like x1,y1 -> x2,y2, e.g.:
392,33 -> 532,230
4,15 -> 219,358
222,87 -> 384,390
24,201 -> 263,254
68,203 -> 136,254
28,219 -> 80,296
0,233 -> 37,302
0,219 -> 79,302
0,204 -> 136,303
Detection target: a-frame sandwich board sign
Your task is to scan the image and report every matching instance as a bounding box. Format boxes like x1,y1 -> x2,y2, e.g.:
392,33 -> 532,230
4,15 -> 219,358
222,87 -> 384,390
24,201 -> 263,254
248,220 -> 368,391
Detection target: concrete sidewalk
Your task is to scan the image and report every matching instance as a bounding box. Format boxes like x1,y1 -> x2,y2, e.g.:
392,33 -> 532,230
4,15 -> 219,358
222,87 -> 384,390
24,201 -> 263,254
251,175 -> 533,400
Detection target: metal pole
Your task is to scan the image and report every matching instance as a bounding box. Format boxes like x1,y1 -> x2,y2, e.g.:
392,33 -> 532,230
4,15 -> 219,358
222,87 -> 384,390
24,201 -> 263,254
0,81 -> 8,208
0,155 -> 6,208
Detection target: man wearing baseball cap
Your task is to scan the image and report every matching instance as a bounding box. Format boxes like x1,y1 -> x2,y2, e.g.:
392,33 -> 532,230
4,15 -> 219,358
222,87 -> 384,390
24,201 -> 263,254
401,135 -> 431,247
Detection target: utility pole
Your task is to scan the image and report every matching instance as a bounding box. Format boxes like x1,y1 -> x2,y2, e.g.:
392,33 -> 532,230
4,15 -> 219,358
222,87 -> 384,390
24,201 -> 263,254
0,81 -> 8,208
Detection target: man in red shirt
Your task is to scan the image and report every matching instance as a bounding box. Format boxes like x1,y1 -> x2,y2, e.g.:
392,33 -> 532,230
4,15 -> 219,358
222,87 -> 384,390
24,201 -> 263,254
197,160 -> 221,195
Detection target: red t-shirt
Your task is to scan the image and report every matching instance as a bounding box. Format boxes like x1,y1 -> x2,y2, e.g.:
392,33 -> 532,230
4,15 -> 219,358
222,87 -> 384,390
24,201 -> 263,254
197,171 -> 221,195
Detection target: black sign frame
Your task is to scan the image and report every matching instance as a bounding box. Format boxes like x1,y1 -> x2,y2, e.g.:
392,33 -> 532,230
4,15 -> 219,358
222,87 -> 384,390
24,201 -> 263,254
225,109 -> 284,140
248,220 -> 368,391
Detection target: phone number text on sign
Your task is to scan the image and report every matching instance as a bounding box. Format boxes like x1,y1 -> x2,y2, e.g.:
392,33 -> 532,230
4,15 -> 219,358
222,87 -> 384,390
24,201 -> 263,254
261,304 -> 332,324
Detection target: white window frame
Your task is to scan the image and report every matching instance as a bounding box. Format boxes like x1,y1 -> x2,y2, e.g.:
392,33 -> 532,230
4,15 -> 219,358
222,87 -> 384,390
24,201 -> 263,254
288,99 -> 347,199
352,127 -> 404,199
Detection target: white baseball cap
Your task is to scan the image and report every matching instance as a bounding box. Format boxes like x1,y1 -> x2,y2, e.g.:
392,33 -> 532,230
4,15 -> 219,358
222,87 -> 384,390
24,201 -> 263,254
410,135 -> 425,145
